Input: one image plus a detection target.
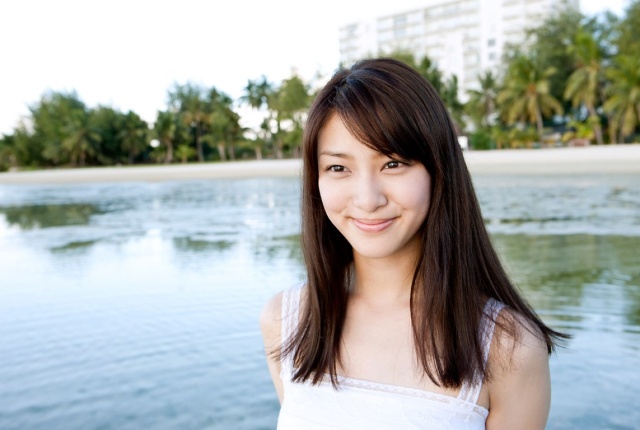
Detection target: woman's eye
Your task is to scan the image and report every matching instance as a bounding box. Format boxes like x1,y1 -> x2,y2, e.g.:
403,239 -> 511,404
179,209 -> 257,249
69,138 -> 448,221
328,165 -> 346,173
385,161 -> 401,169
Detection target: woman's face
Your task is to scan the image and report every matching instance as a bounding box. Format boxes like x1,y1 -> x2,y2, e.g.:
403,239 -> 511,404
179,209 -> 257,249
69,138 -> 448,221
317,114 -> 431,262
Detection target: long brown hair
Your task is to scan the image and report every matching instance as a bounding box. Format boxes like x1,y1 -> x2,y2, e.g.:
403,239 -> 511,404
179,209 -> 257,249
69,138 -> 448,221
284,58 -> 566,388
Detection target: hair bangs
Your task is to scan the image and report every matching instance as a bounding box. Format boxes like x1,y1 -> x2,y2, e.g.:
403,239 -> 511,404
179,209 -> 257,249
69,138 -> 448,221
331,72 -> 428,164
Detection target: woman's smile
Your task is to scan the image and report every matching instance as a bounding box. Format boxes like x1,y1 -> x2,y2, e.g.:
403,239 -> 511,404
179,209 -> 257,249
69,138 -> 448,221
352,217 -> 396,233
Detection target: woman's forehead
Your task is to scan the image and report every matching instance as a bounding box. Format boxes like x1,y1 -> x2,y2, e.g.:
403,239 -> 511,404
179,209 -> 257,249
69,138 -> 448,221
317,115 -> 385,157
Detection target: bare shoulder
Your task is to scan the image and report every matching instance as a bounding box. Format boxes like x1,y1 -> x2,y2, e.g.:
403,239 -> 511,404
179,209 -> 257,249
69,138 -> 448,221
260,290 -> 284,344
493,307 -> 549,362
486,307 -> 551,430
260,290 -> 286,403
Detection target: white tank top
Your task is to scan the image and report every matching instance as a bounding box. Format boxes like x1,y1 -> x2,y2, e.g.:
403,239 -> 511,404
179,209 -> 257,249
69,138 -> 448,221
277,284 -> 505,430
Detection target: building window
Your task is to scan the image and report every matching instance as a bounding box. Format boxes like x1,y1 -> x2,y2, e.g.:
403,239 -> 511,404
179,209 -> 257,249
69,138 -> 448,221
488,38 -> 495,47
394,27 -> 406,38
394,14 -> 407,26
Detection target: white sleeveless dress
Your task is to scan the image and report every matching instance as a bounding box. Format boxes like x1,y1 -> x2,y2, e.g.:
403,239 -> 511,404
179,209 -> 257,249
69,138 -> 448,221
277,284 -> 505,430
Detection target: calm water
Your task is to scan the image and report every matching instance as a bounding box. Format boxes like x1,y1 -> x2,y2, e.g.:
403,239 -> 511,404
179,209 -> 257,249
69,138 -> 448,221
0,173 -> 638,430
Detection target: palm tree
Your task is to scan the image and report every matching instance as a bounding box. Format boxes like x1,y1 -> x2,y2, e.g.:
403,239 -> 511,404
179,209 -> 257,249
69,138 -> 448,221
508,126 -> 538,149
153,111 -> 177,163
242,77 -> 278,157
0,134 -> 18,171
212,89 -> 242,161
497,54 -> 564,140
466,71 -> 499,129
30,91 -> 87,166
168,83 -> 210,162
242,75 -> 310,159
441,75 -> 464,130
62,111 -> 101,166
175,144 -> 196,163
564,30 -> 605,145
604,54 -> 640,142
242,76 -> 273,110
118,111 -> 148,164
490,126 -> 510,150
275,75 -> 311,157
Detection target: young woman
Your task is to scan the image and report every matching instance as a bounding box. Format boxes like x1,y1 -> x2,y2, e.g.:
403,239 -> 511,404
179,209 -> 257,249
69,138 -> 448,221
261,58 -> 566,429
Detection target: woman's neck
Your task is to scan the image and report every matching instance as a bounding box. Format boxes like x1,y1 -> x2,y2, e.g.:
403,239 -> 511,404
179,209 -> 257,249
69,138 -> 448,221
351,243 -> 420,306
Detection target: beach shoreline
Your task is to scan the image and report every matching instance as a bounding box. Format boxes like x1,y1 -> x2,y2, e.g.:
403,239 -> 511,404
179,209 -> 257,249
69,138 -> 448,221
0,145 -> 638,184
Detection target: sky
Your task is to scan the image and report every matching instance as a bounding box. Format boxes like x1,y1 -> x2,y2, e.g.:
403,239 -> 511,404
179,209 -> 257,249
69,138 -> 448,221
0,0 -> 628,135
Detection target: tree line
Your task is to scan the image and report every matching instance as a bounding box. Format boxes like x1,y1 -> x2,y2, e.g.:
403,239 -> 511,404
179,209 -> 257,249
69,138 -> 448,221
0,1 -> 638,171
0,73 -> 311,171
391,0 -> 640,149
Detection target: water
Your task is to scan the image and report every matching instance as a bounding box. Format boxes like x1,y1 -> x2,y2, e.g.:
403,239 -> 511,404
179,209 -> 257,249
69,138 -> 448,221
0,174 -> 638,430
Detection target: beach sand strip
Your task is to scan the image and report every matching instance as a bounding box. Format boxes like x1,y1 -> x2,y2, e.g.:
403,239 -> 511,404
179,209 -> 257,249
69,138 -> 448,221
0,145 -> 638,184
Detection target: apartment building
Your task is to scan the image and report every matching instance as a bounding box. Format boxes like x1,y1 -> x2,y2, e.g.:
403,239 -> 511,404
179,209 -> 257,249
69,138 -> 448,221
339,0 -> 579,100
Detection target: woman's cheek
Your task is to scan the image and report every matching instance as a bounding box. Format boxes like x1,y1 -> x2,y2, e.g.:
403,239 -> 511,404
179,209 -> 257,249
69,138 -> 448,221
319,181 -> 336,210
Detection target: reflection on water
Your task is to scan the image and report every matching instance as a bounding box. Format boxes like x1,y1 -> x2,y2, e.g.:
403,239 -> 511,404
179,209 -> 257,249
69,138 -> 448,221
0,175 -> 639,430
0,204 -> 101,229
493,234 -> 640,325
172,237 -> 235,253
475,173 -> 640,236
50,239 -> 99,253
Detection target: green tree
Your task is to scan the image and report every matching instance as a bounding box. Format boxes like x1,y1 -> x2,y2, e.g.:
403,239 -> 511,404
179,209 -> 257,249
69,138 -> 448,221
62,110 -> 101,166
616,0 -> 640,57
497,54 -> 564,139
441,75 -> 464,131
205,89 -> 242,161
90,106 -> 128,165
242,74 -> 310,158
118,111 -> 148,164
242,75 -> 273,111
168,83 -> 209,162
466,71 -> 499,130
240,75 -> 275,159
564,29 -> 606,145
513,3 -> 584,107
490,126 -> 511,150
242,76 -> 279,157
0,133 -> 17,171
274,74 -> 311,157
561,119 -> 595,145
29,91 -> 88,166
508,126 -> 539,149
153,110 -> 177,163
603,54 -> 640,142
175,144 -> 195,163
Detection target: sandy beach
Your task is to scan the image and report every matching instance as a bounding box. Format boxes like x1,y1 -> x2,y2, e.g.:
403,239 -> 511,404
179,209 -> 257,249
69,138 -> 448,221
0,145 -> 638,184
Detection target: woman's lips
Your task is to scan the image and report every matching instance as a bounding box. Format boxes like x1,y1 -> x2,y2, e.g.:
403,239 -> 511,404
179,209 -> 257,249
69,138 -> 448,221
352,218 -> 395,233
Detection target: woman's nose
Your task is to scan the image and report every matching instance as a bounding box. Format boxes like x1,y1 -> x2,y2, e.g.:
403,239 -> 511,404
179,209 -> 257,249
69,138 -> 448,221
352,174 -> 388,213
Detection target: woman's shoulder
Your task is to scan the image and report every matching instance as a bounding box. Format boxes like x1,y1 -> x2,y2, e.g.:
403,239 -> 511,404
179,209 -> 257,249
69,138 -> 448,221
488,304 -> 549,369
260,290 -> 283,337
259,283 -> 306,340
485,306 -> 551,428
494,304 -> 548,348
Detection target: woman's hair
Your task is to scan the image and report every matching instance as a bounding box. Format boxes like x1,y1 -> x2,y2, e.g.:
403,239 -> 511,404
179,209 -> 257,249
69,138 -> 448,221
284,57 -> 566,388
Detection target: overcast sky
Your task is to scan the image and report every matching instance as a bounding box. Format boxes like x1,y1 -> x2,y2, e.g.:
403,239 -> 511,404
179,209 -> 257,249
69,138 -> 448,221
0,0 -> 628,135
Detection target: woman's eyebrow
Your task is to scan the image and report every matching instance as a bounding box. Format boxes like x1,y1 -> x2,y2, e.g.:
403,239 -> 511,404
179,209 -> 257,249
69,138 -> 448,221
318,151 -> 352,159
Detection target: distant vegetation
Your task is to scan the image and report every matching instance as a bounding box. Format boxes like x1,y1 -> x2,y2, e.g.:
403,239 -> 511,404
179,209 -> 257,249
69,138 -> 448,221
1,1 -> 639,171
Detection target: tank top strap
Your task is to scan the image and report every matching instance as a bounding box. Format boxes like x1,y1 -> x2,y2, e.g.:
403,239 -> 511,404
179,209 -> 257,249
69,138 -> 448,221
457,298 -> 506,404
280,283 -> 303,377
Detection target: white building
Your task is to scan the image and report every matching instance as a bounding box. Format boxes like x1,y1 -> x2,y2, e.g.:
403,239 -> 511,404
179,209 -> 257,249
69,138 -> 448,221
339,0 -> 579,101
